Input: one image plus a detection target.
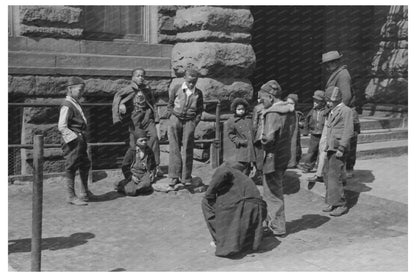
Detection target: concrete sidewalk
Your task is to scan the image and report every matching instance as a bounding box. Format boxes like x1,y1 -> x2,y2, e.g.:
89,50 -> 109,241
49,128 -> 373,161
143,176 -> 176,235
8,154 -> 408,271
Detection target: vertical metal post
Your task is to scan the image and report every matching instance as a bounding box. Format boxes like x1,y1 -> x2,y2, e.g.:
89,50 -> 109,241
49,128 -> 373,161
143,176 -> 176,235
211,101 -> 221,169
87,144 -> 93,186
31,135 -> 43,271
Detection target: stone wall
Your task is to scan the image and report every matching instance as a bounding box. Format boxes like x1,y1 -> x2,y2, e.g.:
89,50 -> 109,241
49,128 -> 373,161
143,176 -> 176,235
157,6 -> 181,44
18,6 -> 84,38
365,5 -> 408,105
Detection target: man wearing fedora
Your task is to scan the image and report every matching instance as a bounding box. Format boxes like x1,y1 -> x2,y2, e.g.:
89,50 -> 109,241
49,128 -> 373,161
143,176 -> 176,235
258,80 -> 295,236
301,90 -> 327,173
58,77 -> 95,206
322,86 -> 354,216
321,50 -> 361,178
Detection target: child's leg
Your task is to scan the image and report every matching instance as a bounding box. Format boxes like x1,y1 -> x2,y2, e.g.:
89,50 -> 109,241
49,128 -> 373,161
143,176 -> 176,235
168,115 -> 183,180
146,122 -> 160,166
182,119 -> 196,183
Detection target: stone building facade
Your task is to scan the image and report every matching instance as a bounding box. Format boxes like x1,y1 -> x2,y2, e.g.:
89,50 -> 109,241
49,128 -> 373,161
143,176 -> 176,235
8,5 -> 407,175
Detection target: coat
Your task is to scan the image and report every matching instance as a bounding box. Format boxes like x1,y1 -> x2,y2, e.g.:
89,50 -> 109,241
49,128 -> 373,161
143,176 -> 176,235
325,65 -> 354,107
288,110 -> 304,167
325,103 -> 354,153
112,82 -> 159,125
121,145 -> 156,179
225,115 -> 255,163
261,102 -> 295,174
201,163 -> 267,257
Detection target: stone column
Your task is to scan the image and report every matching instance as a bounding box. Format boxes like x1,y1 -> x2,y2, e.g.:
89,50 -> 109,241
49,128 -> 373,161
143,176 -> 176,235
365,5 -> 408,105
171,6 -> 255,111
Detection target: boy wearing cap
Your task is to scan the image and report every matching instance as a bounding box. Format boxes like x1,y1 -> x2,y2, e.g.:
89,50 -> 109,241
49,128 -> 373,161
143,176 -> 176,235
115,129 -> 156,196
323,86 -> 354,217
165,69 -> 204,187
58,77 -> 95,206
321,50 -> 361,178
258,80 -> 295,236
112,68 -> 163,178
286,94 -> 304,169
301,90 -> 327,173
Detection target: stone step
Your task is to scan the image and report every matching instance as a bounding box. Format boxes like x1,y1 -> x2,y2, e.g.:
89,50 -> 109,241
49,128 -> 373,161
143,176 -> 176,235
359,116 -> 407,130
302,139 -> 408,160
9,37 -> 173,58
300,127 -> 408,148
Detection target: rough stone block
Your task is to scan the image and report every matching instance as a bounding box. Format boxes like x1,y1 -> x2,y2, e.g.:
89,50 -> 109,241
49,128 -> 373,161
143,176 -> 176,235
20,6 -> 83,26
174,6 -> 253,33
158,34 -> 177,44
9,76 -> 36,95
398,40 -> 408,49
397,19 -> 408,39
380,21 -> 398,40
22,124 -> 61,145
365,78 -> 408,104
371,49 -> 408,77
169,77 -> 253,111
158,15 -> 176,35
158,6 -> 180,16
176,30 -> 251,43
171,42 -> 255,78
20,25 -> 83,39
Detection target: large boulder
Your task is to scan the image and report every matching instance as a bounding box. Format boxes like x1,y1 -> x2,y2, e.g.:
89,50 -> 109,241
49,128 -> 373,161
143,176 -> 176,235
365,77 -> 408,104
174,6 -> 253,33
171,42 -> 256,78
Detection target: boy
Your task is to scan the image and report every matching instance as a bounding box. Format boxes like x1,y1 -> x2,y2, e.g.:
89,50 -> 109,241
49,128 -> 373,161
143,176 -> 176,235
286,94 -> 304,169
58,77 -> 95,206
165,69 -> 204,187
112,68 -> 163,178
301,90 -> 327,173
225,98 -> 255,175
115,129 -> 156,196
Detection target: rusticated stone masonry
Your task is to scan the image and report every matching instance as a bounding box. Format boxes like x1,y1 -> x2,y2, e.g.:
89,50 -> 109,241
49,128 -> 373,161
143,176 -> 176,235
365,5 -> 408,105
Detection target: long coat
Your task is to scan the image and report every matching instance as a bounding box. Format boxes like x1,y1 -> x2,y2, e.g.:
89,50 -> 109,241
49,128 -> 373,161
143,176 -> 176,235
325,65 -> 354,107
325,103 -> 354,153
201,163 -> 267,257
261,102 -> 295,174
225,115 -> 255,163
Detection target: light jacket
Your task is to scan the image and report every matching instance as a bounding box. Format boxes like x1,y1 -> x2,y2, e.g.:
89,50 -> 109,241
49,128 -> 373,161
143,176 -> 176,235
325,103 -> 354,153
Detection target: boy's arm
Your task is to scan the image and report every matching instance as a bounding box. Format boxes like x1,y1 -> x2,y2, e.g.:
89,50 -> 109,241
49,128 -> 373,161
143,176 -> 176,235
225,119 -> 245,147
195,90 -> 204,124
165,85 -> 178,118
58,106 -> 78,143
337,71 -> 352,106
121,149 -> 134,179
338,108 -> 354,153
261,113 -> 277,150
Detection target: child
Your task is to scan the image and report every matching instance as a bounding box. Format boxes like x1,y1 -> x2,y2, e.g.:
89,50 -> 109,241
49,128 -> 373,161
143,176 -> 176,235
112,68 -> 163,178
225,98 -> 255,175
286,94 -> 304,169
301,90 -> 327,173
166,69 -> 204,187
115,129 -> 156,196
58,77 -> 95,206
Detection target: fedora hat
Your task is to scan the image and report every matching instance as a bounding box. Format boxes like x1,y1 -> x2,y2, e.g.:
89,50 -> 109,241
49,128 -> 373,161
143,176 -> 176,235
312,90 -> 325,101
67,76 -> 85,87
321,51 -> 343,64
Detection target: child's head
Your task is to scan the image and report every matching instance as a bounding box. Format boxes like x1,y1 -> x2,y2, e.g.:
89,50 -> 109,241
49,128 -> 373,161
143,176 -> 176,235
134,129 -> 148,148
286,94 -> 298,107
184,69 -> 199,90
312,90 -> 325,109
132,68 -> 146,86
66,77 -> 85,100
231,98 -> 249,117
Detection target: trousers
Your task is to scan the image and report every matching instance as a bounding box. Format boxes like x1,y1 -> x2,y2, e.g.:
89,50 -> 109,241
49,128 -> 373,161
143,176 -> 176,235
262,170 -> 286,235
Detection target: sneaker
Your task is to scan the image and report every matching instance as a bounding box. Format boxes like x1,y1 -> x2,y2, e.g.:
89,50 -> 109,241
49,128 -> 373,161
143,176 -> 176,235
155,166 -> 164,177
68,197 -> 88,206
307,175 -> 323,183
322,205 -> 335,212
330,205 -> 349,217
168,178 -> 179,187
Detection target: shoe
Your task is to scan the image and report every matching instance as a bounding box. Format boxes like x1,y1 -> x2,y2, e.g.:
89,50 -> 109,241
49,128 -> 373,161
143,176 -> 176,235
330,205 -> 348,217
183,181 -> 192,186
302,167 -> 313,173
155,166 -> 164,177
210,241 -> 216,248
168,178 -> 179,187
307,175 -> 323,183
273,232 -> 287,238
322,205 -> 335,212
68,197 -> 88,206
296,164 -> 305,170
346,170 -> 353,178
79,191 -> 96,202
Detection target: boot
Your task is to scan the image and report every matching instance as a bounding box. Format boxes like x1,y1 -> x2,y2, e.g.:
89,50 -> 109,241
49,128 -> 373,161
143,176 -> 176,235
65,175 -> 87,206
79,169 -> 95,202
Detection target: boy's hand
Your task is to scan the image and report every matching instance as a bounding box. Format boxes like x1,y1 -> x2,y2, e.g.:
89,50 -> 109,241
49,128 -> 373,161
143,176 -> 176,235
335,150 -> 344,158
119,104 -> 126,114
132,175 -> 139,183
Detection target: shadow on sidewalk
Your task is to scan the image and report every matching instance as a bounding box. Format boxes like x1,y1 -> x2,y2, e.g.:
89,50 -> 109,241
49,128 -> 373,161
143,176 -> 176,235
8,232 -> 95,254
223,236 -> 281,260
344,169 -> 375,209
89,191 -> 126,202
286,214 -> 331,235
283,170 -> 301,195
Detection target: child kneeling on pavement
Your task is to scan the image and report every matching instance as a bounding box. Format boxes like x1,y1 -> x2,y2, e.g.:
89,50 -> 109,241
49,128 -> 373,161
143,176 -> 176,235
115,129 -> 156,196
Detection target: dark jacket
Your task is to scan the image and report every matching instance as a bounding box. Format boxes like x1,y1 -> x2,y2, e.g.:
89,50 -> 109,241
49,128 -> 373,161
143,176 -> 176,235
326,65 -> 354,107
202,163 -> 267,257
112,82 -> 159,125
261,102 -> 295,173
166,83 -> 204,121
305,106 -> 326,135
225,115 -> 255,163
121,145 -> 156,179
325,103 -> 354,153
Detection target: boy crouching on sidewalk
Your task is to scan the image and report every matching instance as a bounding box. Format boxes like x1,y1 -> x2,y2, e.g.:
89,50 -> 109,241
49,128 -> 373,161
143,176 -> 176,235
115,129 -> 156,196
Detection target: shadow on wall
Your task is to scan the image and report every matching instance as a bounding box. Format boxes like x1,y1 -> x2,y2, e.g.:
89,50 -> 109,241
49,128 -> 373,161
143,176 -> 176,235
8,232 -> 95,254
